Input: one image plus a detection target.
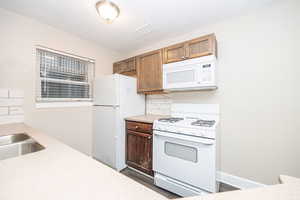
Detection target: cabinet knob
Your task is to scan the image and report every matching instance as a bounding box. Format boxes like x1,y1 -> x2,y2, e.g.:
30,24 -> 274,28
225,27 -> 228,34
148,136 -> 151,139
135,126 -> 139,129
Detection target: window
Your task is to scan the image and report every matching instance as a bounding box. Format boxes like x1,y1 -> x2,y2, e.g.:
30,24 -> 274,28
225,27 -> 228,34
36,47 -> 95,104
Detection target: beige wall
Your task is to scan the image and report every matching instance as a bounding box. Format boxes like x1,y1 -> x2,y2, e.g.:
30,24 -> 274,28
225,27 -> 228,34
125,0 -> 300,184
0,8 -> 120,155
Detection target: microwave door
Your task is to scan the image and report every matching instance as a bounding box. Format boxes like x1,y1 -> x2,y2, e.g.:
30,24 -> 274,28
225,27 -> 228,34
164,67 -> 198,89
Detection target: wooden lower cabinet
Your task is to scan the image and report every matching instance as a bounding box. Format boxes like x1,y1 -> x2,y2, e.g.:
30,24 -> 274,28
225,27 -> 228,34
126,121 -> 153,176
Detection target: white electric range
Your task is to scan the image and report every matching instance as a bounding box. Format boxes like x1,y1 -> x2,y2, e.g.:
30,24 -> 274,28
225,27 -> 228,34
153,104 -> 219,197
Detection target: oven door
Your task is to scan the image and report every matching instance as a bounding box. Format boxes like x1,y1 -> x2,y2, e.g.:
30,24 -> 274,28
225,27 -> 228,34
153,130 -> 216,192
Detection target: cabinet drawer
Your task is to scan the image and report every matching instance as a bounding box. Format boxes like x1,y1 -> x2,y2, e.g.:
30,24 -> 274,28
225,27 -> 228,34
126,121 -> 152,134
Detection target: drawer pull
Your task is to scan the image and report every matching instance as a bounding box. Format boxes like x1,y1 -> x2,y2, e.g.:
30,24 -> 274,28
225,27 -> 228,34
135,126 -> 139,129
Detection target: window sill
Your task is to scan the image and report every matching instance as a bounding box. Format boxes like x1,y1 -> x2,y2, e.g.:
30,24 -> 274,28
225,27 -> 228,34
36,102 -> 93,109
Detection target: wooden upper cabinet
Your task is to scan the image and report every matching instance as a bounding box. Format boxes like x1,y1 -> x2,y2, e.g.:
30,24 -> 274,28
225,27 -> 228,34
163,34 -> 216,64
185,34 -> 216,59
163,42 -> 186,64
124,57 -> 136,72
113,57 -> 136,76
136,49 -> 163,93
113,33 -> 217,94
113,62 -> 122,74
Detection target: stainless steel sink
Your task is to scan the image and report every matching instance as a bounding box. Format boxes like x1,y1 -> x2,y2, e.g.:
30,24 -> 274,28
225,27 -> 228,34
0,133 -> 30,146
0,133 -> 45,161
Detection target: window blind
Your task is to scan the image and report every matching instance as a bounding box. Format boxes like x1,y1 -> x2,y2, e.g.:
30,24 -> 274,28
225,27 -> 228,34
36,48 -> 94,102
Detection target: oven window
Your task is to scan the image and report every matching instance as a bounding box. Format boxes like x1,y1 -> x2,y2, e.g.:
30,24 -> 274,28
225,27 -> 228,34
167,70 -> 195,84
164,142 -> 197,163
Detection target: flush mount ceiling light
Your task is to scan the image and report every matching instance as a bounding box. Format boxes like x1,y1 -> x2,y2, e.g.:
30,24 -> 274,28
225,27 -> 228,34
95,0 -> 120,24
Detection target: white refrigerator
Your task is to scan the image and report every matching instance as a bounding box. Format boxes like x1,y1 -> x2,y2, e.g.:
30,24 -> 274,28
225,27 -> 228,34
93,74 -> 145,171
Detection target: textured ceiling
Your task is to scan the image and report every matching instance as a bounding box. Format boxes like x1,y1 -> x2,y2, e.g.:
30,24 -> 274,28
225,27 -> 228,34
0,0 -> 275,53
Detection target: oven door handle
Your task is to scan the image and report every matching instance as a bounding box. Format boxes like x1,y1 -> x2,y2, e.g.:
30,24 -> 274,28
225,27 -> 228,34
154,131 -> 215,145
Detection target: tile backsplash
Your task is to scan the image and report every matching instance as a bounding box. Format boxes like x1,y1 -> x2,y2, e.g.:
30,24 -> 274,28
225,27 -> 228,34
0,89 -> 24,124
146,95 -> 172,115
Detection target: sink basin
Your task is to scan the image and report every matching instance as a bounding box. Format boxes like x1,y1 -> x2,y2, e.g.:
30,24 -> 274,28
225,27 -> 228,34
0,133 -> 30,146
0,134 -> 45,161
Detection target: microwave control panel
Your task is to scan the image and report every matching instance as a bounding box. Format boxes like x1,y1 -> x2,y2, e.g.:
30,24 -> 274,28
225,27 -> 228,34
200,62 -> 215,83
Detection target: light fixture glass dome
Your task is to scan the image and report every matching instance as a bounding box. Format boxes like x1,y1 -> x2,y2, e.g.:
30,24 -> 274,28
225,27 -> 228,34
96,0 -> 120,23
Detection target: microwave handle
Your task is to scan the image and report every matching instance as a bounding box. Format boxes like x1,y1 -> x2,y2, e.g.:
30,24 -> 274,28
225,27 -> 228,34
154,131 -> 214,145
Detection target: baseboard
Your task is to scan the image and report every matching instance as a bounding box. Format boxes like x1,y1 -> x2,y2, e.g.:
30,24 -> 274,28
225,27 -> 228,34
217,171 -> 267,189
127,166 -> 154,179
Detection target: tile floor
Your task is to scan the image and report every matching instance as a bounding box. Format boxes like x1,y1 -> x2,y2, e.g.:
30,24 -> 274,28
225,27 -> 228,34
121,168 -> 239,199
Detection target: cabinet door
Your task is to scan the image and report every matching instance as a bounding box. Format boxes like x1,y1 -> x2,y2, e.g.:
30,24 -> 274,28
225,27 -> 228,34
126,130 -> 153,175
136,50 -> 163,93
186,34 -> 216,59
113,57 -> 136,76
113,62 -> 122,74
163,42 -> 186,64
124,57 -> 136,72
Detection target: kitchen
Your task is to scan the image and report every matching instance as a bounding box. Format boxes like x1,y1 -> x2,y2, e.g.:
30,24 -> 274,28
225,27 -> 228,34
0,0 -> 299,199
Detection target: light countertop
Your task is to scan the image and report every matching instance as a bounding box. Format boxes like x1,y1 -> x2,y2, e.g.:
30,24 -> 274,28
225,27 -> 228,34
0,123 -> 299,200
0,123 -> 167,200
184,182 -> 300,200
279,175 -> 300,184
125,115 -> 170,123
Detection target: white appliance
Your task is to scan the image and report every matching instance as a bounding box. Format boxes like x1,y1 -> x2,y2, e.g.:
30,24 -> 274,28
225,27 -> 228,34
93,74 -> 145,171
163,55 -> 217,91
153,104 -> 219,197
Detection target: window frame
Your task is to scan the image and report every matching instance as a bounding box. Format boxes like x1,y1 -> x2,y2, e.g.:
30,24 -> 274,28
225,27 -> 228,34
35,46 -> 95,107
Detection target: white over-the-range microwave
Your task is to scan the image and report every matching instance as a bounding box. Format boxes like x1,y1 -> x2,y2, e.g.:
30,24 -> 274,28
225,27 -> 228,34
163,55 -> 217,91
